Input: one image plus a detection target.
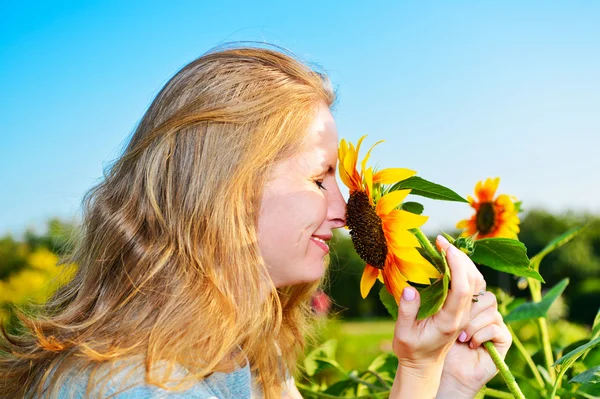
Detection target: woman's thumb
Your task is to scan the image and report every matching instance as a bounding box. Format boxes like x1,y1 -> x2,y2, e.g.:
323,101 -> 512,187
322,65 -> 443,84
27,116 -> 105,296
397,286 -> 420,324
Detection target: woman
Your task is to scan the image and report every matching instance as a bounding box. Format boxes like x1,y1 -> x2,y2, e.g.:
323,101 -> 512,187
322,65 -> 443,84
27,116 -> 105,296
0,44 -> 511,398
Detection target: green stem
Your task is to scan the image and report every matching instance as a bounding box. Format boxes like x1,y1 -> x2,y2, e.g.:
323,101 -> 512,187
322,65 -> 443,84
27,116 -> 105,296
485,387 -> 515,399
549,363 -> 569,399
484,341 -> 526,399
412,228 -> 525,399
347,372 -> 388,392
412,228 -> 445,272
364,369 -> 391,389
507,325 -> 546,390
527,277 -> 556,382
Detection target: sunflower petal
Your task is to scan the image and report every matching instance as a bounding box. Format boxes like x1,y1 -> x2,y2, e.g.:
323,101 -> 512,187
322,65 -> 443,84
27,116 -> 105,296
396,257 -> 441,284
382,223 -> 420,248
355,135 -> 367,156
373,168 -> 417,185
381,259 -> 410,304
376,190 -> 411,216
364,167 -> 374,205
392,246 -> 429,264
456,219 -> 469,229
360,140 -> 384,178
360,265 -> 380,299
384,209 -> 429,230
477,177 -> 500,202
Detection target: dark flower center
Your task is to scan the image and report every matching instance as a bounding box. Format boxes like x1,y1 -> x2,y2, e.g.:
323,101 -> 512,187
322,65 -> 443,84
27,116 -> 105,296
476,202 -> 496,234
346,191 -> 388,268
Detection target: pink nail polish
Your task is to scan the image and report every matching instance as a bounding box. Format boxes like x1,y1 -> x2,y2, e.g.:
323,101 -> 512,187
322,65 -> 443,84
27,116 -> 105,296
458,331 -> 467,342
437,235 -> 449,245
402,287 -> 416,302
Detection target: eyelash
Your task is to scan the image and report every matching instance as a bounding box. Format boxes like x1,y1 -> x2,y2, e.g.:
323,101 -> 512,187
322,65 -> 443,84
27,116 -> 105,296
315,180 -> 327,190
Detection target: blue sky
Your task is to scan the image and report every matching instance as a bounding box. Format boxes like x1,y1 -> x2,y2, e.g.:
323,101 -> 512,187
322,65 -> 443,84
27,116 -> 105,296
1,1 -> 599,236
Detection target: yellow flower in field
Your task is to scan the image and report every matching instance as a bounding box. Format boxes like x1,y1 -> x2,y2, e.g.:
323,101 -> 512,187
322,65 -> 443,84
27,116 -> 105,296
339,136 -> 441,302
456,177 -> 520,239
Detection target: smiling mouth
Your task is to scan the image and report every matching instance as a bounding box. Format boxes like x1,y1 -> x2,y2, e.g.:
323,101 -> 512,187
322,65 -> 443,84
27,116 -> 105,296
310,236 -> 330,253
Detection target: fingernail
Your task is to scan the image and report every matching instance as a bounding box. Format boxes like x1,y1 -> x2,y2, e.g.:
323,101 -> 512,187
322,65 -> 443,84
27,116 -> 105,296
458,331 -> 467,342
402,287 -> 416,302
437,235 -> 449,245
448,245 -> 460,256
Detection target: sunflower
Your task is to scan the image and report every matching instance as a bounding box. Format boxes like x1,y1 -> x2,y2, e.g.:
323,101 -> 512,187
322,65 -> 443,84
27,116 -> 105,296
338,136 -> 441,302
456,177 -> 520,239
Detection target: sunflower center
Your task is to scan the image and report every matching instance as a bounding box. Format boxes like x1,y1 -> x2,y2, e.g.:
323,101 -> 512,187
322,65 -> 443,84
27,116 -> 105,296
476,202 -> 496,234
346,191 -> 388,268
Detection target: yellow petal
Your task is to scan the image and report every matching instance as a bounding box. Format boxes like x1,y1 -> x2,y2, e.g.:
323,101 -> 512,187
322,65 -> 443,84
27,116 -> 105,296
384,209 -> 429,230
354,135 -> 367,163
338,165 -> 353,190
376,190 -> 411,216
393,246 -> 429,264
383,223 -> 421,248
381,259 -> 410,304
360,265 -> 380,299
364,166 -> 374,205
360,140 -> 384,178
456,219 -> 469,229
477,177 -> 500,202
373,168 -> 417,185
398,258 -> 441,284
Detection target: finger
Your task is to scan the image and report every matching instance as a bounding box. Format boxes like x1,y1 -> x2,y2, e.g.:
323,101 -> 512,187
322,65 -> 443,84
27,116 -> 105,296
395,286 -> 421,334
469,290 -> 498,318
458,306 -> 502,343
469,323 -> 512,351
434,236 -> 471,329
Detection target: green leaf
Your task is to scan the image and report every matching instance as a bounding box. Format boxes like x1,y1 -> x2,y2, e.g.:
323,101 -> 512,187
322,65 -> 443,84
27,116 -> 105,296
417,252 -> 450,320
323,378 -> 358,396
400,201 -> 424,215
505,278 -> 569,323
530,225 -> 586,270
553,336 -> 600,368
389,176 -> 468,203
570,365 -> 600,385
379,286 -> 398,320
592,308 -> 600,341
470,238 -> 544,282
367,353 -> 398,384
303,339 -> 343,376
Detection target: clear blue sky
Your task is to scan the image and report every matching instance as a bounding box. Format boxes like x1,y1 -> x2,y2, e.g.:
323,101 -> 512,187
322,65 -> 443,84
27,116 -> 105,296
1,1 -> 599,236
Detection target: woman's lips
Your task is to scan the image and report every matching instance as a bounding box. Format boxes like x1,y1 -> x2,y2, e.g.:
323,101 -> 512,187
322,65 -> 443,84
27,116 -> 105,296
310,236 -> 330,253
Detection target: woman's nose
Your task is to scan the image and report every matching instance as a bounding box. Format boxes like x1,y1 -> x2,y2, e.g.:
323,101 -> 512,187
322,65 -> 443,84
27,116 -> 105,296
328,182 -> 347,228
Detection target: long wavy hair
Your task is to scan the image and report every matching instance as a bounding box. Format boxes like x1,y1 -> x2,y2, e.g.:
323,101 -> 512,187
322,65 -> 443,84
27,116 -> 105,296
0,43 -> 336,399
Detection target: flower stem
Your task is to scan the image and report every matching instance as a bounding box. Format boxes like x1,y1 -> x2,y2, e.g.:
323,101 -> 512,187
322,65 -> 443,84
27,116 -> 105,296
484,341 -> 526,399
412,228 -> 525,399
507,325 -> 546,390
484,387 -> 516,399
412,228 -> 445,273
528,277 -> 556,382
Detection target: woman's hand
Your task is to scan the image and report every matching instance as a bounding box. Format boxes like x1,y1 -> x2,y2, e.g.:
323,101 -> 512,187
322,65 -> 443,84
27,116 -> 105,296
389,235 -> 487,398
436,265 -> 512,397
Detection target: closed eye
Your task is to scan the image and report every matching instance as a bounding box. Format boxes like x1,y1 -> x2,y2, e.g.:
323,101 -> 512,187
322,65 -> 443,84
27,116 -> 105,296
315,180 -> 327,190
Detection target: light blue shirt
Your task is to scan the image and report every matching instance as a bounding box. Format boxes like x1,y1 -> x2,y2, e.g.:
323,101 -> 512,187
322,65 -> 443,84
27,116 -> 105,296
47,361 -> 254,399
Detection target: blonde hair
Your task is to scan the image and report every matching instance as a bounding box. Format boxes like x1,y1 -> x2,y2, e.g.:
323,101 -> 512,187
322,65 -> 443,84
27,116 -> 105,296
0,43 -> 336,398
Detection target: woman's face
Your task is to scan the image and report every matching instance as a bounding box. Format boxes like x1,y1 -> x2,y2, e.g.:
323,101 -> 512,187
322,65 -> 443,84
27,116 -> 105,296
258,102 -> 347,288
